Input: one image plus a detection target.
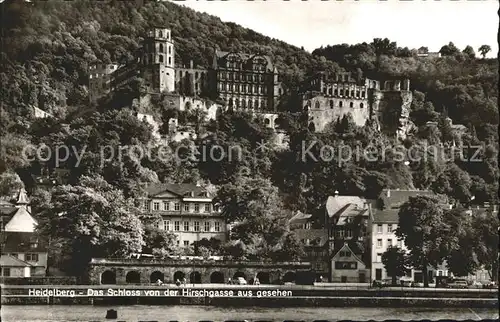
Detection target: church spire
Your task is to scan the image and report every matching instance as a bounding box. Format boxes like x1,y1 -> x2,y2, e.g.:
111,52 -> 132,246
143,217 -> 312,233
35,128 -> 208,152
16,188 -> 30,212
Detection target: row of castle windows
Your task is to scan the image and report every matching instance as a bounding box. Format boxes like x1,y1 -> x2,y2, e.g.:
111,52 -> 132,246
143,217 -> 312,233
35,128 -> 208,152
157,30 -> 170,40
158,44 -> 172,55
226,61 -> 266,71
314,101 -> 364,109
227,98 -> 267,109
219,83 -> 266,95
323,88 -> 366,98
219,72 -> 266,83
142,54 -> 172,65
177,70 -> 207,80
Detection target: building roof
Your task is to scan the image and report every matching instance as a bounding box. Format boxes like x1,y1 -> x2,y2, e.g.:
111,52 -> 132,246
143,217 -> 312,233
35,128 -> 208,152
326,195 -> 368,218
331,242 -> 365,263
377,189 -> 446,209
289,210 -> 312,223
372,208 -> 400,224
0,231 -> 48,253
214,50 -> 274,72
144,183 -> 213,198
0,255 -> 32,267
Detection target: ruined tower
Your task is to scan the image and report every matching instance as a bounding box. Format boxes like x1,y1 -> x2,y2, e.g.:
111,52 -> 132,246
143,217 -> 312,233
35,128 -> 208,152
140,27 -> 175,93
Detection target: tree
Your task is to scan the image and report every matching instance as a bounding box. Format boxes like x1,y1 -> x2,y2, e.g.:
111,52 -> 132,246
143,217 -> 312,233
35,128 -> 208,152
439,42 -> 460,57
478,45 -> 491,59
142,225 -> 178,256
382,246 -> 408,286
273,232 -> 306,261
462,46 -> 476,59
444,208 -> 480,277
473,209 -> 499,281
396,196 -> 453,287
36,176 -> 144,276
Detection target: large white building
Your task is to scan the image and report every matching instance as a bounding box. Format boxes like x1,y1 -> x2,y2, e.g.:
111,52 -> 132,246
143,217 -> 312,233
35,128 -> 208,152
139,183 -> 227,247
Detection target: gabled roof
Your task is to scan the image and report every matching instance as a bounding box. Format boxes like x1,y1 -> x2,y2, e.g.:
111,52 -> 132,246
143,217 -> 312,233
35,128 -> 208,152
144,183 -> 212,198
289,210 -> 312,223
0,255 -> 32,267
326,195 -> 368,218
0,231 -> 48,253
214,50 -> 274,72
331,242 -> 365,264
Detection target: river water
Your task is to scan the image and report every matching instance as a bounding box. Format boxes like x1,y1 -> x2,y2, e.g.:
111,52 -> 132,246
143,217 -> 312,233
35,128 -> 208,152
1,305 -> 498,321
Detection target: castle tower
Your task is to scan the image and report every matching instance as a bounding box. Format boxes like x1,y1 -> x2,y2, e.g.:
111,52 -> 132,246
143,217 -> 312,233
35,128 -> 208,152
141,27 -> 175,93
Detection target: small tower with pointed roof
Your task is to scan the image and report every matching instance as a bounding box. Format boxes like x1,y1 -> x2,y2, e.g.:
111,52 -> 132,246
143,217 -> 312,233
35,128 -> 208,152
15,188 -> 31,213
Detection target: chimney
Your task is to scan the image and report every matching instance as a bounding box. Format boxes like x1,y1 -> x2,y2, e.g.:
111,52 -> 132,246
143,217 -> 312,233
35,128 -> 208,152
190,60 -> 193,69
386,189 -> 391,198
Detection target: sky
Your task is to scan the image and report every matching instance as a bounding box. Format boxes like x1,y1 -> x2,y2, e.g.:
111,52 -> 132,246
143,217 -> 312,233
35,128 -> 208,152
175,0 -> 498,57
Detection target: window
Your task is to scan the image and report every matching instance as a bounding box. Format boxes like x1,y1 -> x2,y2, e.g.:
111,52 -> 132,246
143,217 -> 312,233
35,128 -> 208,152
194,221 -> 200,232
184,203 -> 190,212
145,201 -> 151,211
174,221 -> 180,231
334,262 -> 357,270
361,91 -> 366,98
26,253 -> 39,262
387,239 -> 393,247
377,224 -> 383,233
377,239 -> 382,248
153,202 -> 160,211
350,102 -> 354,108
168,46 -> 171,54
330,100 -> 334,109
345,229 -> 353,238
229,73 -> 234,81
194,204 -> 200,212
183,241 -> 189,247
261,100 -> 266,109
159,55 -> 164,63
164,220 -> 170,231
340,89 -> 344,96
334,89 -> 338,96
397,240 -> 403,248
438,270 -> 443,276
388,224 -> 393,232
350,91 -> 355,97
163,201 -> 169,211
184,221 -> 190,231
360,103 -> 364,108
168,57 -> 171,65
174,203 -> 180,211
356,90 -> 360,97
214,222 -> 221,232
339,101 -> 343,108
328,88 -> 333,95
204,204 -> 211,212
204,221 -> 211,232
159,44 -> 164,52
3,268 -> 10,277
376,253 -> 382,262
340,251 -> 352,257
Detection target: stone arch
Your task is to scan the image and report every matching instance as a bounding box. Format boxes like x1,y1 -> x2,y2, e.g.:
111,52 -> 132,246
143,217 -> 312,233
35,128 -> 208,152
210,271 -> 224,283
125,271 -> 141,284
256,272 -> 270,284
308,122 -> 316,132
329,100 -> 334,109
190,271 -> 202,284
233,271 -> 247,280
173,271 -> 185,282
350,102 -> 354,108
150,271 -> 164,283
360,103 -> 364,109
101,270 -> 116,284
283,271 -> 296,283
